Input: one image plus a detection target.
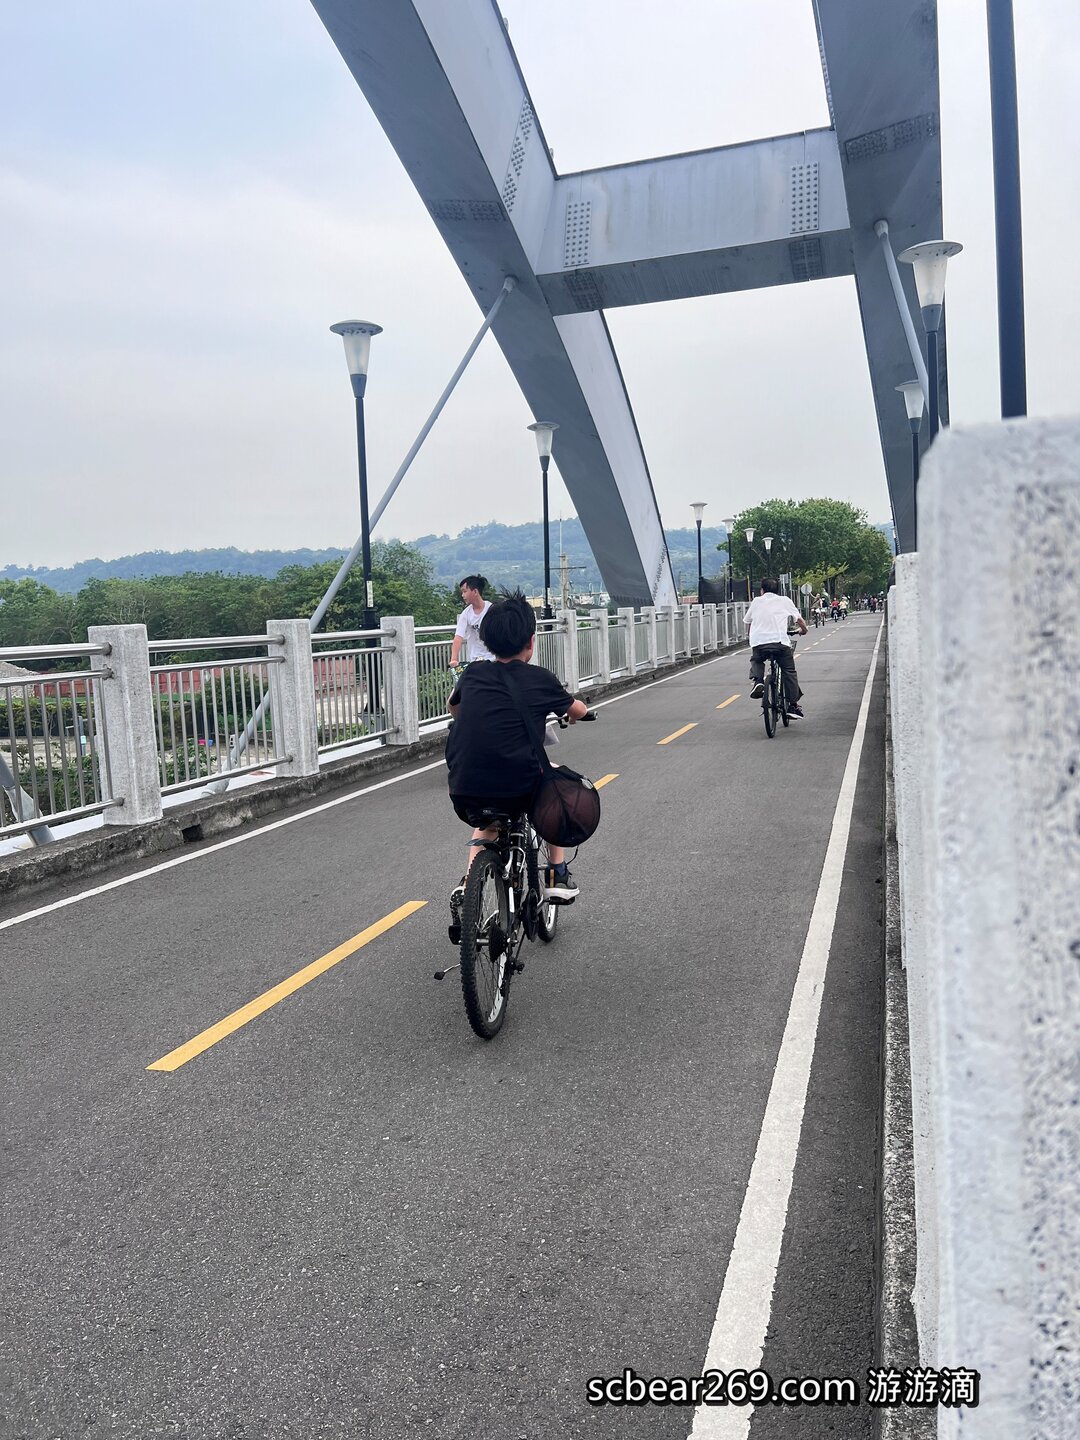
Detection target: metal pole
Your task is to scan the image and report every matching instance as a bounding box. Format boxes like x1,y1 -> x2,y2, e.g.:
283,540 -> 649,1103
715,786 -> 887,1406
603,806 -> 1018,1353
696,520 -> 703,604
355,394 -> 375,631
927,328 -> 940,441
541,457 -> 553,619
986,0 -> 1027,417
912,429 -> 921,549
0,754 -> 54,845
748,548 -> 754,602
874,220 -> 930,406
369,277 -> 516,530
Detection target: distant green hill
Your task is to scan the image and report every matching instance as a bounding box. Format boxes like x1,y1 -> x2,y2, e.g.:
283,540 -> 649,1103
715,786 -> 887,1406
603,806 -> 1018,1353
0,548 -> 349,595
2,517 -> 828,599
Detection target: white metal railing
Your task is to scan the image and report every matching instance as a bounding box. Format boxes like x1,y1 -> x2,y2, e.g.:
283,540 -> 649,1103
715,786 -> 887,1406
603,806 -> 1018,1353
2,603 -> 746,844
310,629 -> 394,752
533,620 -> 566,683
577,620 -> 601,684
149,637 -> 286,794
0,643 -> 115,837
609,615 -> 629,675
414,624 -> 456,729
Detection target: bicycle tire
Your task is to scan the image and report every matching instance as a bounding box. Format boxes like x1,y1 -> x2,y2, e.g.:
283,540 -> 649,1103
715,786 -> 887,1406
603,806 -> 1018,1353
532,836 -> 559,944
459,852 -> 512,1039
779,676 -> 790,727
763,669 -> 777,737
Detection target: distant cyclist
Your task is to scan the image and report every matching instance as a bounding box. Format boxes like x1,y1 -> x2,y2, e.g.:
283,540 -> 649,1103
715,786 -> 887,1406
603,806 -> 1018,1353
449,574 -> 495,672
746,579 -> 808,718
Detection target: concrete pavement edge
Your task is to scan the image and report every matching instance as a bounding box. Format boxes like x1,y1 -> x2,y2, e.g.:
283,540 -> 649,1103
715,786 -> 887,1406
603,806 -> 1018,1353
878,657 -> 934,1438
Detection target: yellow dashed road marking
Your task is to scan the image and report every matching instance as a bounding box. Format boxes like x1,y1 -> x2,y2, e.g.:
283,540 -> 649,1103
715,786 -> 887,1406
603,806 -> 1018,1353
657,723 -> 698,745
148,901 -> 427,1072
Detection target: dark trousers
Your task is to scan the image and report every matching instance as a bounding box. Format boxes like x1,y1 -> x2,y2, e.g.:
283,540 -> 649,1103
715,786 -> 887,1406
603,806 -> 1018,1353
750,644 -> 802,705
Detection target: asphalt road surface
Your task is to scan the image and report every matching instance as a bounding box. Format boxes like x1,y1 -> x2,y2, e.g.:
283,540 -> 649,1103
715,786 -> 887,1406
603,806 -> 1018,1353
2,615 -> 886,1440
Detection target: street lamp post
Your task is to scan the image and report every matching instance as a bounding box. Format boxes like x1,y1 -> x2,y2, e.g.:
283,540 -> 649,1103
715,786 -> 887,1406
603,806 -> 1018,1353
897,241 -> 963,441
745,526 -> 756,601
722,517 -> 736,601
896,380 -> 925,549
527,421 -> 559,619
691,502 -> 706,603
330,320 -> 383,630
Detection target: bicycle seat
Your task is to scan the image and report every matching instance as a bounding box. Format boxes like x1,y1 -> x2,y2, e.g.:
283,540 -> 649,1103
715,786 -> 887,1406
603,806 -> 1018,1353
463,806 -> 515,827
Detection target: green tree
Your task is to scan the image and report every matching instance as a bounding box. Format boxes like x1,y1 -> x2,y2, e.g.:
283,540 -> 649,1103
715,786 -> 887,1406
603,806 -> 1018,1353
721,498 -> 887,598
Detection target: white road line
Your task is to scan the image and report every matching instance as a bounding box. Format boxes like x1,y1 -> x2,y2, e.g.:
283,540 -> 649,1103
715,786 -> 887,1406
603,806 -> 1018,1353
0,759 -> 448,932
1,644 -> 751,931
689,619 -> 884,1439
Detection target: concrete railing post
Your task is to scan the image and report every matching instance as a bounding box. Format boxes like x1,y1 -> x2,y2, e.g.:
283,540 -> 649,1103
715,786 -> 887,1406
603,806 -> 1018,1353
641,606 -> 657,670
665,605 -> 679,663
382,616 -> 419,746
886,558 -> 938,1360
556,610 -> 580,693
591,609 -> 611,684
267,619 -> 319,778
900,419 -> 1080,1434
617,607 -> 636,674
89,624 -> 163,826
704,604 -> 717,652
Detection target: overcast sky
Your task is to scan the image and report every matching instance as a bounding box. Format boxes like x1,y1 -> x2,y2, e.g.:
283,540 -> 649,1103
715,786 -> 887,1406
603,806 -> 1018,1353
2,1 -> 1077,569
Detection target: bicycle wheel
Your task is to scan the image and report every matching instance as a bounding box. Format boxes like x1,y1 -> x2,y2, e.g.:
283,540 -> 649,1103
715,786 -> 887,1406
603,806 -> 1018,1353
532,835 -> 559,943
459,852 -> 512,1039
763,669 -> 777,737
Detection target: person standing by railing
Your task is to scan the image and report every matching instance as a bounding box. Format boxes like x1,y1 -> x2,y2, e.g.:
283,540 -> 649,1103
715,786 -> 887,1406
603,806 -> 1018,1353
449,575 -> 495,672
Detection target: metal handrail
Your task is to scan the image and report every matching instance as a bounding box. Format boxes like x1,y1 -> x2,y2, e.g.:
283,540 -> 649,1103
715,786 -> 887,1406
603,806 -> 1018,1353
311,628 -> 389,643
1,668 -> 114,685
0,642 -> 110,662
147,635 -> 284,650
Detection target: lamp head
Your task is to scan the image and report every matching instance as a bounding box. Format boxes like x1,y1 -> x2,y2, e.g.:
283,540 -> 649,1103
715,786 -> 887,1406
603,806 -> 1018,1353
527,421 -> 559,463
330,321 -> 383,397
896,241 -> 962,331
691,502 -> 706,526
744,526 -> 755,544
896,379 -> 925,431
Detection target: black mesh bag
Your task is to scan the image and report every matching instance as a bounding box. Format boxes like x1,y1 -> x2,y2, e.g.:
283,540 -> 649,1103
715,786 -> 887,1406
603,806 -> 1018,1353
528,764 -> 601,847
494,665 -> 601,848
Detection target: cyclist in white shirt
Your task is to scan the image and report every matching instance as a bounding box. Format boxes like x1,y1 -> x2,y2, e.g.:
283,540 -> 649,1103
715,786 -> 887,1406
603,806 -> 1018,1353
449,574 -> 495,669
744,579 -> 808,717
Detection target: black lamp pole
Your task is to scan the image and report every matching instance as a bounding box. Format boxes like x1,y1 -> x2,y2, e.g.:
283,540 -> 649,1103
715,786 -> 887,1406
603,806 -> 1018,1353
986,0 -> 1027,418
354,390 -> 376,630
528,421 -> 559,620
330,320 -> 382,630
541,455 -> 553,619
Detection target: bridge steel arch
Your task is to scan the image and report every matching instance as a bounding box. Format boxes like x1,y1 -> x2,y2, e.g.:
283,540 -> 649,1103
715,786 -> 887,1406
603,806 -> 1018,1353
310,0 -> 945,589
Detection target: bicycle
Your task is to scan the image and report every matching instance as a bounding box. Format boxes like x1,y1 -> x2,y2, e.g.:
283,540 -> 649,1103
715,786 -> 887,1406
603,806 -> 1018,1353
435,808 -> 558,1038
436,709 -> 595,1039
761,635 -> 798,738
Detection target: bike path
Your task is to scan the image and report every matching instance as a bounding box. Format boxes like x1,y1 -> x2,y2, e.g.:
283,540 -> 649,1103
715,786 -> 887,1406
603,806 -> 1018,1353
1,617 -> 885,1439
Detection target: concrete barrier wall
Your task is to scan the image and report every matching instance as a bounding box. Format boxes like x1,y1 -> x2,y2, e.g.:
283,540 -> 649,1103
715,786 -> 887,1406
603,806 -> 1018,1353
892,417 -> 1080,1435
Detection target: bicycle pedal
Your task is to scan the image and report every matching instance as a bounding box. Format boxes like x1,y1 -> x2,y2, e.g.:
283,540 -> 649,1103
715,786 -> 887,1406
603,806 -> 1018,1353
511,958 -> 526,973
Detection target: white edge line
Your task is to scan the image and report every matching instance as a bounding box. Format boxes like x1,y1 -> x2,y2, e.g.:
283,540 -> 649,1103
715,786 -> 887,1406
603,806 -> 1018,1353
3,632 -> 864,934
2,645 -> 753,931
0,759 -> 449,932
689,618 -> 884,1440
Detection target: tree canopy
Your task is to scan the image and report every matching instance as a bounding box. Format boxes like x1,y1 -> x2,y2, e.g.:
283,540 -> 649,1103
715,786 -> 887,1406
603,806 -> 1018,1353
720,499 -> 893,598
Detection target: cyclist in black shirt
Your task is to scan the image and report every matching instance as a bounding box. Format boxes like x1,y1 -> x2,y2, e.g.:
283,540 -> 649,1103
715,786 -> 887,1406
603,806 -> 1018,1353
446,591 -> 589,910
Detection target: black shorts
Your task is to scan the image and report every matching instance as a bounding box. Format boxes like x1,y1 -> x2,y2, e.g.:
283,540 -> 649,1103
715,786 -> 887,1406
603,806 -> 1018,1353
451,791 -> 535,827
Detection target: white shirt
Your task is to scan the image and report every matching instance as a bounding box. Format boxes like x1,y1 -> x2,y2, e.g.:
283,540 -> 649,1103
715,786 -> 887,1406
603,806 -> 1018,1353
455,601 -> 494,661
745,593 -> 801,649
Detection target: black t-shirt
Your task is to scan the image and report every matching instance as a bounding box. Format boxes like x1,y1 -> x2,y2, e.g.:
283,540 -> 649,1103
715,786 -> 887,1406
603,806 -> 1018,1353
445,660 -> 574,797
